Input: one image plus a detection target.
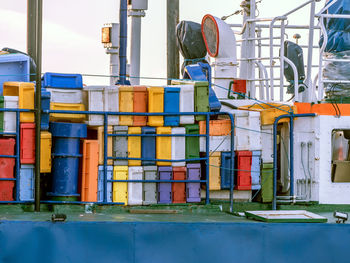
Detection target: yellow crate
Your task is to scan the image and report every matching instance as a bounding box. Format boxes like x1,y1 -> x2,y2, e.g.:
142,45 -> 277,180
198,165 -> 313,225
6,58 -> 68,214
50,102 -> 86,122
3,82 -> 34,122
209,152 -> 221,190
156,127 -> 171,166
148,87 -> 164,127
240,103 -> 296,125
128,127 -> 141,166
40,131 -> 52,173
97,126 -> 113,165
113,166 -> 128,205
119,86 -> 133,126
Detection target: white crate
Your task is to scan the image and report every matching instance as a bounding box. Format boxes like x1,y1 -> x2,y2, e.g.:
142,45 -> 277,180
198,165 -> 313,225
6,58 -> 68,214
177,85 -> 195,124
171,127 -> 185,166
200,136 -> 231,152
3,96 -> 18,133
84,86 -> 119,126
128,166 -> 143,205
47,88 -> 83,104
261,125 -> 273,163
235,110 -> 262,151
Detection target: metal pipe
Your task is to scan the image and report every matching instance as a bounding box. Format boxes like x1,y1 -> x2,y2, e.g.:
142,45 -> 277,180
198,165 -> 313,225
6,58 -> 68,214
118,0 -> 128,85
230,23 -> 321,30
229,114 -> 235,213
279,20 -> 285,102
166,0 -> 179,84
283,56 -> 299,101
272,113 -> 316,210
205,113 -> 210,204
27,0 -> 37,62
103,113 -> 108,203
318,18 -> 327,101
15,111 -> 20,201
34,0 -> 42,212
305,0 -> 316,102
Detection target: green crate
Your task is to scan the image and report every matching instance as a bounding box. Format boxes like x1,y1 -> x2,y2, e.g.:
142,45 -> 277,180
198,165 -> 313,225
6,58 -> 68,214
261,163 -> 273,203
0,96 -> 3,133
185,124 -> 200,163
194,81 -> 209,121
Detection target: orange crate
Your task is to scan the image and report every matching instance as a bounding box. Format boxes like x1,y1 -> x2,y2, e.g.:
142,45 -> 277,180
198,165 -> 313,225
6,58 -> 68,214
81,140 -> 99,202
199,119 -> 231,136
133,86 -> 148,126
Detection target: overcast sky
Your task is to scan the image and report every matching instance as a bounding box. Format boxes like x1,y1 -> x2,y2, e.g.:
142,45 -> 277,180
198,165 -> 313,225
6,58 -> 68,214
0,0 -> 324,86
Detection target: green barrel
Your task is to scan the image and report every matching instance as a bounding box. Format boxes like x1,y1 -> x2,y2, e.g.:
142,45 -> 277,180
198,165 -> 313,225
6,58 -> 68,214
185,124 -> 200,163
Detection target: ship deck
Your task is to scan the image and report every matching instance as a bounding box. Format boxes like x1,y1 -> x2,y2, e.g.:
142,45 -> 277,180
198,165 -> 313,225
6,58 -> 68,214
1,203 -> 350,263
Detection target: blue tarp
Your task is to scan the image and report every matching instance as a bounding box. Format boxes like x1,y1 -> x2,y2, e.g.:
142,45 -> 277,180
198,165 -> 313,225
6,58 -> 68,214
1,220 -> 350,263
320,0 -> 350,53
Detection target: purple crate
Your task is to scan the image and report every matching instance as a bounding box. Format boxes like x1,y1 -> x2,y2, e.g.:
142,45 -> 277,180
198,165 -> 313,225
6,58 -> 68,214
158,166 -> 172,204
186,163 -> 201,203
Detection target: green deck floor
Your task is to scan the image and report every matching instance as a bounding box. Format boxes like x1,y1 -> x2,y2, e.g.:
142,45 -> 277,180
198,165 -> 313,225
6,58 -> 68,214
1,202 -> 350,224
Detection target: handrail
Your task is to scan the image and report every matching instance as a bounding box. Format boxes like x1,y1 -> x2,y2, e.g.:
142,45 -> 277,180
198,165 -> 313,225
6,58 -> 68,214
283,56 -> 299,101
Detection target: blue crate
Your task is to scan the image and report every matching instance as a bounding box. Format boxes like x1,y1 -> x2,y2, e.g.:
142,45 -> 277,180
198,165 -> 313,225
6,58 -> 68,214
19,164 -> 34,201
98,165 -> 113,202
164,87 -> 180,126
221,152 -> 233,190
41,89 -> 50,130
43,72 -> 83,89
141,127 -> 156,166
0,54 -> 30,95
251,150 -> 261,190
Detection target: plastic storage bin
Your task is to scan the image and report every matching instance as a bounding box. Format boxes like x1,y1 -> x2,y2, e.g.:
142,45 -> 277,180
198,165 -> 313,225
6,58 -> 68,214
113,126 -> 128,166
19,164 -> 34,201
20,123 -> 35,164
43,72 -> 83,89
164,87 -> 180,126
141,127 -> 156,166
84,86 -> 119,126
113,166 -> 128,205
220,152 -> 233,190
175,84 -> 195,124
172,167 -> 186,203
81,140 -> 99,202
3,96 -> 18,133
260,163 -> 273,203
209,152 -> 221,190
0,54 -> 30,95
148,87 -> 164,126
143,166 -> 158,205
199,119 -> 231,136
185,124 -> 200,162
156,127 -> 172,166
128,166 -> 143,205
47,88 -> 83,103
171,127 -> 185,167
41,89 -> 51,130
235,151 -> 252,190
133,86 -> 148,126
3,81 -> 34,122
261,125 -> 273,163
97,126 -> 113,165
199,136 -> 231,152
251,150 -> 261,190
49,122 -> 87,198
194,81 -> 209,121
186,163 -> 201,203
119,86 -> 133,126
0,138 -> 15,201
158,166 -> 172,204
50,102 -> 86,122
98,165 -> 113,202
128,127 -> 141,166
40,131 -> 52,173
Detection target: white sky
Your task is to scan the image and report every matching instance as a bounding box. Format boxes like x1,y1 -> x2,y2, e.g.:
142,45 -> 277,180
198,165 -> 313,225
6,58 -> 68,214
0,0 -> 325,86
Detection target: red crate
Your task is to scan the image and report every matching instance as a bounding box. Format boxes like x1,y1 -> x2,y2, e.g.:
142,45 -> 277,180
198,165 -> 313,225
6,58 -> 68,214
0,138 -> 16,201
20,123 -> 35,164
235,151 -> 252,190
172,167 -> 186,203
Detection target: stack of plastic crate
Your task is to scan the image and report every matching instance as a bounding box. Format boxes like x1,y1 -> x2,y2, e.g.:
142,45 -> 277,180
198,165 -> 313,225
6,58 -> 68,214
43,72 -> 87,201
